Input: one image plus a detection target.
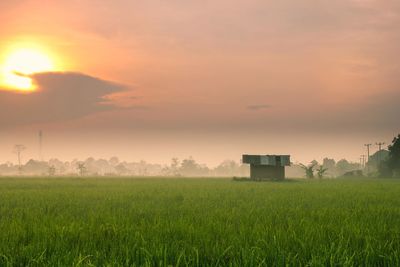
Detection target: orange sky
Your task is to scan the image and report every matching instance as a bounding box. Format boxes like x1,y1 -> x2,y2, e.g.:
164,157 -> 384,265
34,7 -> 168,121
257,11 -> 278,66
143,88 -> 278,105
0,0 -> 399,165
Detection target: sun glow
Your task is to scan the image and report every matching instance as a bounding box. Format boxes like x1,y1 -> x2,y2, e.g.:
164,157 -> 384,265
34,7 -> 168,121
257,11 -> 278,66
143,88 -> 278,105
1,46 -> 57,91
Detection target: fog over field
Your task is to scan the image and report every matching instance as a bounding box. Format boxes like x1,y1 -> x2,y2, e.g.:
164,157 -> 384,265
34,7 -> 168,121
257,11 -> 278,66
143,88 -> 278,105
1,0 -> 399,166
2,1 -> 400,265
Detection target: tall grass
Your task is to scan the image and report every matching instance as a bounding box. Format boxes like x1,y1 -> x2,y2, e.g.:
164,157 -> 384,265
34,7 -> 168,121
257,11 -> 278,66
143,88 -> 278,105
0,178 -> 399,266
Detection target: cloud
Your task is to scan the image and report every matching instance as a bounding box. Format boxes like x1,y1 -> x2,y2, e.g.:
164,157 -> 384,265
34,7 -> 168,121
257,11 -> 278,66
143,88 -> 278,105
0,72 -> 126,127
246,104 -> 271,111
359,89 -> 400,130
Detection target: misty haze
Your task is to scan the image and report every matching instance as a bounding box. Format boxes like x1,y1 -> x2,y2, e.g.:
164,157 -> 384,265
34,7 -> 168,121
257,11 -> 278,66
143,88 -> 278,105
1,0 -> 400,266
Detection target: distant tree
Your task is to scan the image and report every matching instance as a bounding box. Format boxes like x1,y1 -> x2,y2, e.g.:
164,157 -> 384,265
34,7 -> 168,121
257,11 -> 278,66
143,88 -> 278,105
48,165 -> 56,176
24,159 -> 49,175
322,158 -> 336,168
95,158 -> 112,175
335,159 -> 359,176
49,158 -> 66,174
316,166 -> 328,179
86,157 -> 95,164
367,150 -> 389,175
180,157 -> 209,176
138,160 -> 148,176
77,162 -> 86,176
109,157 -> 120,166
378,161 -> 391,178
180,157 -> 198,176
170,158 -> 180,176
115,163 -> 130,176
336,159 -> 350,172
84,157 -> 101,175
322,158 -> 336,175
381,134 -> 400,177
300,162 -> 317,179
214,160 -> 240,177
0,163 -> 14,175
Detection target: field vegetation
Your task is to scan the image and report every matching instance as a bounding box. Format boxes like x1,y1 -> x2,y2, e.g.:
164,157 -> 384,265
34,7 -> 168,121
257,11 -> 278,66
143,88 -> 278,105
0,177 -> 399,266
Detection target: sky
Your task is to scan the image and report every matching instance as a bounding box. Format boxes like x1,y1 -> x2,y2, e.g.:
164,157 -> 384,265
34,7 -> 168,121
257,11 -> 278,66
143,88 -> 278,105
0,0 -> 399,166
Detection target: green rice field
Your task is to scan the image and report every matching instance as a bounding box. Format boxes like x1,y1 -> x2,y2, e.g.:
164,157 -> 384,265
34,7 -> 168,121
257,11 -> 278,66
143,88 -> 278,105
0,177 -> 399,266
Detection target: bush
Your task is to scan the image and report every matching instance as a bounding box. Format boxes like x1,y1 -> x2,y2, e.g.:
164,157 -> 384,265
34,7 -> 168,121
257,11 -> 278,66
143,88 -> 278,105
379,134 -> 400,178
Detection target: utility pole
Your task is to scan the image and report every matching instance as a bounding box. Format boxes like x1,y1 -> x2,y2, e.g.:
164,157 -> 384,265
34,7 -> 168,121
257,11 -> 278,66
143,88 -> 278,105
364,143 -> 372,174
376,142 -> 385,164
13,144 -> 26,175
360,155 -> 366,169
376,142 -> 385,151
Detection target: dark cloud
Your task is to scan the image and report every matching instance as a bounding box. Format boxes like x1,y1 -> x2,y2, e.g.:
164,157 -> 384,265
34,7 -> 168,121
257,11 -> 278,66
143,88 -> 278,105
246,104 -> 271,111
358,89 -> 400,130
0,72 -> 126,127
262,89 -> 400,134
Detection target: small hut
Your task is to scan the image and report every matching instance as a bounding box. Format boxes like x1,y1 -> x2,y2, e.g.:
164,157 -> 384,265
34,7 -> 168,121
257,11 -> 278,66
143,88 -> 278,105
242,155 -> 291,180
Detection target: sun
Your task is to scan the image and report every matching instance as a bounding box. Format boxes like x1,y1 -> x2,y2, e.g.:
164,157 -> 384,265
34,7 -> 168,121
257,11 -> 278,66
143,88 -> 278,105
1,47 -> 56,91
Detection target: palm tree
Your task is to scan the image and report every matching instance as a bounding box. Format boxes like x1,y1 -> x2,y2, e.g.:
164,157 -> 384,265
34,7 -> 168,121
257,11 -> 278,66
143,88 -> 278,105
77,162 -> 86,176
316,166 -> 328,179
300,162 -> 317,179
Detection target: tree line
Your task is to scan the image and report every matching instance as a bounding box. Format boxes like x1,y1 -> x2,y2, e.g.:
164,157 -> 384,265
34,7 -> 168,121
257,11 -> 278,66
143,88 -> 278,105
2,134 -> 399,178
0,156 -> 249,177
293,134 -> 400,179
